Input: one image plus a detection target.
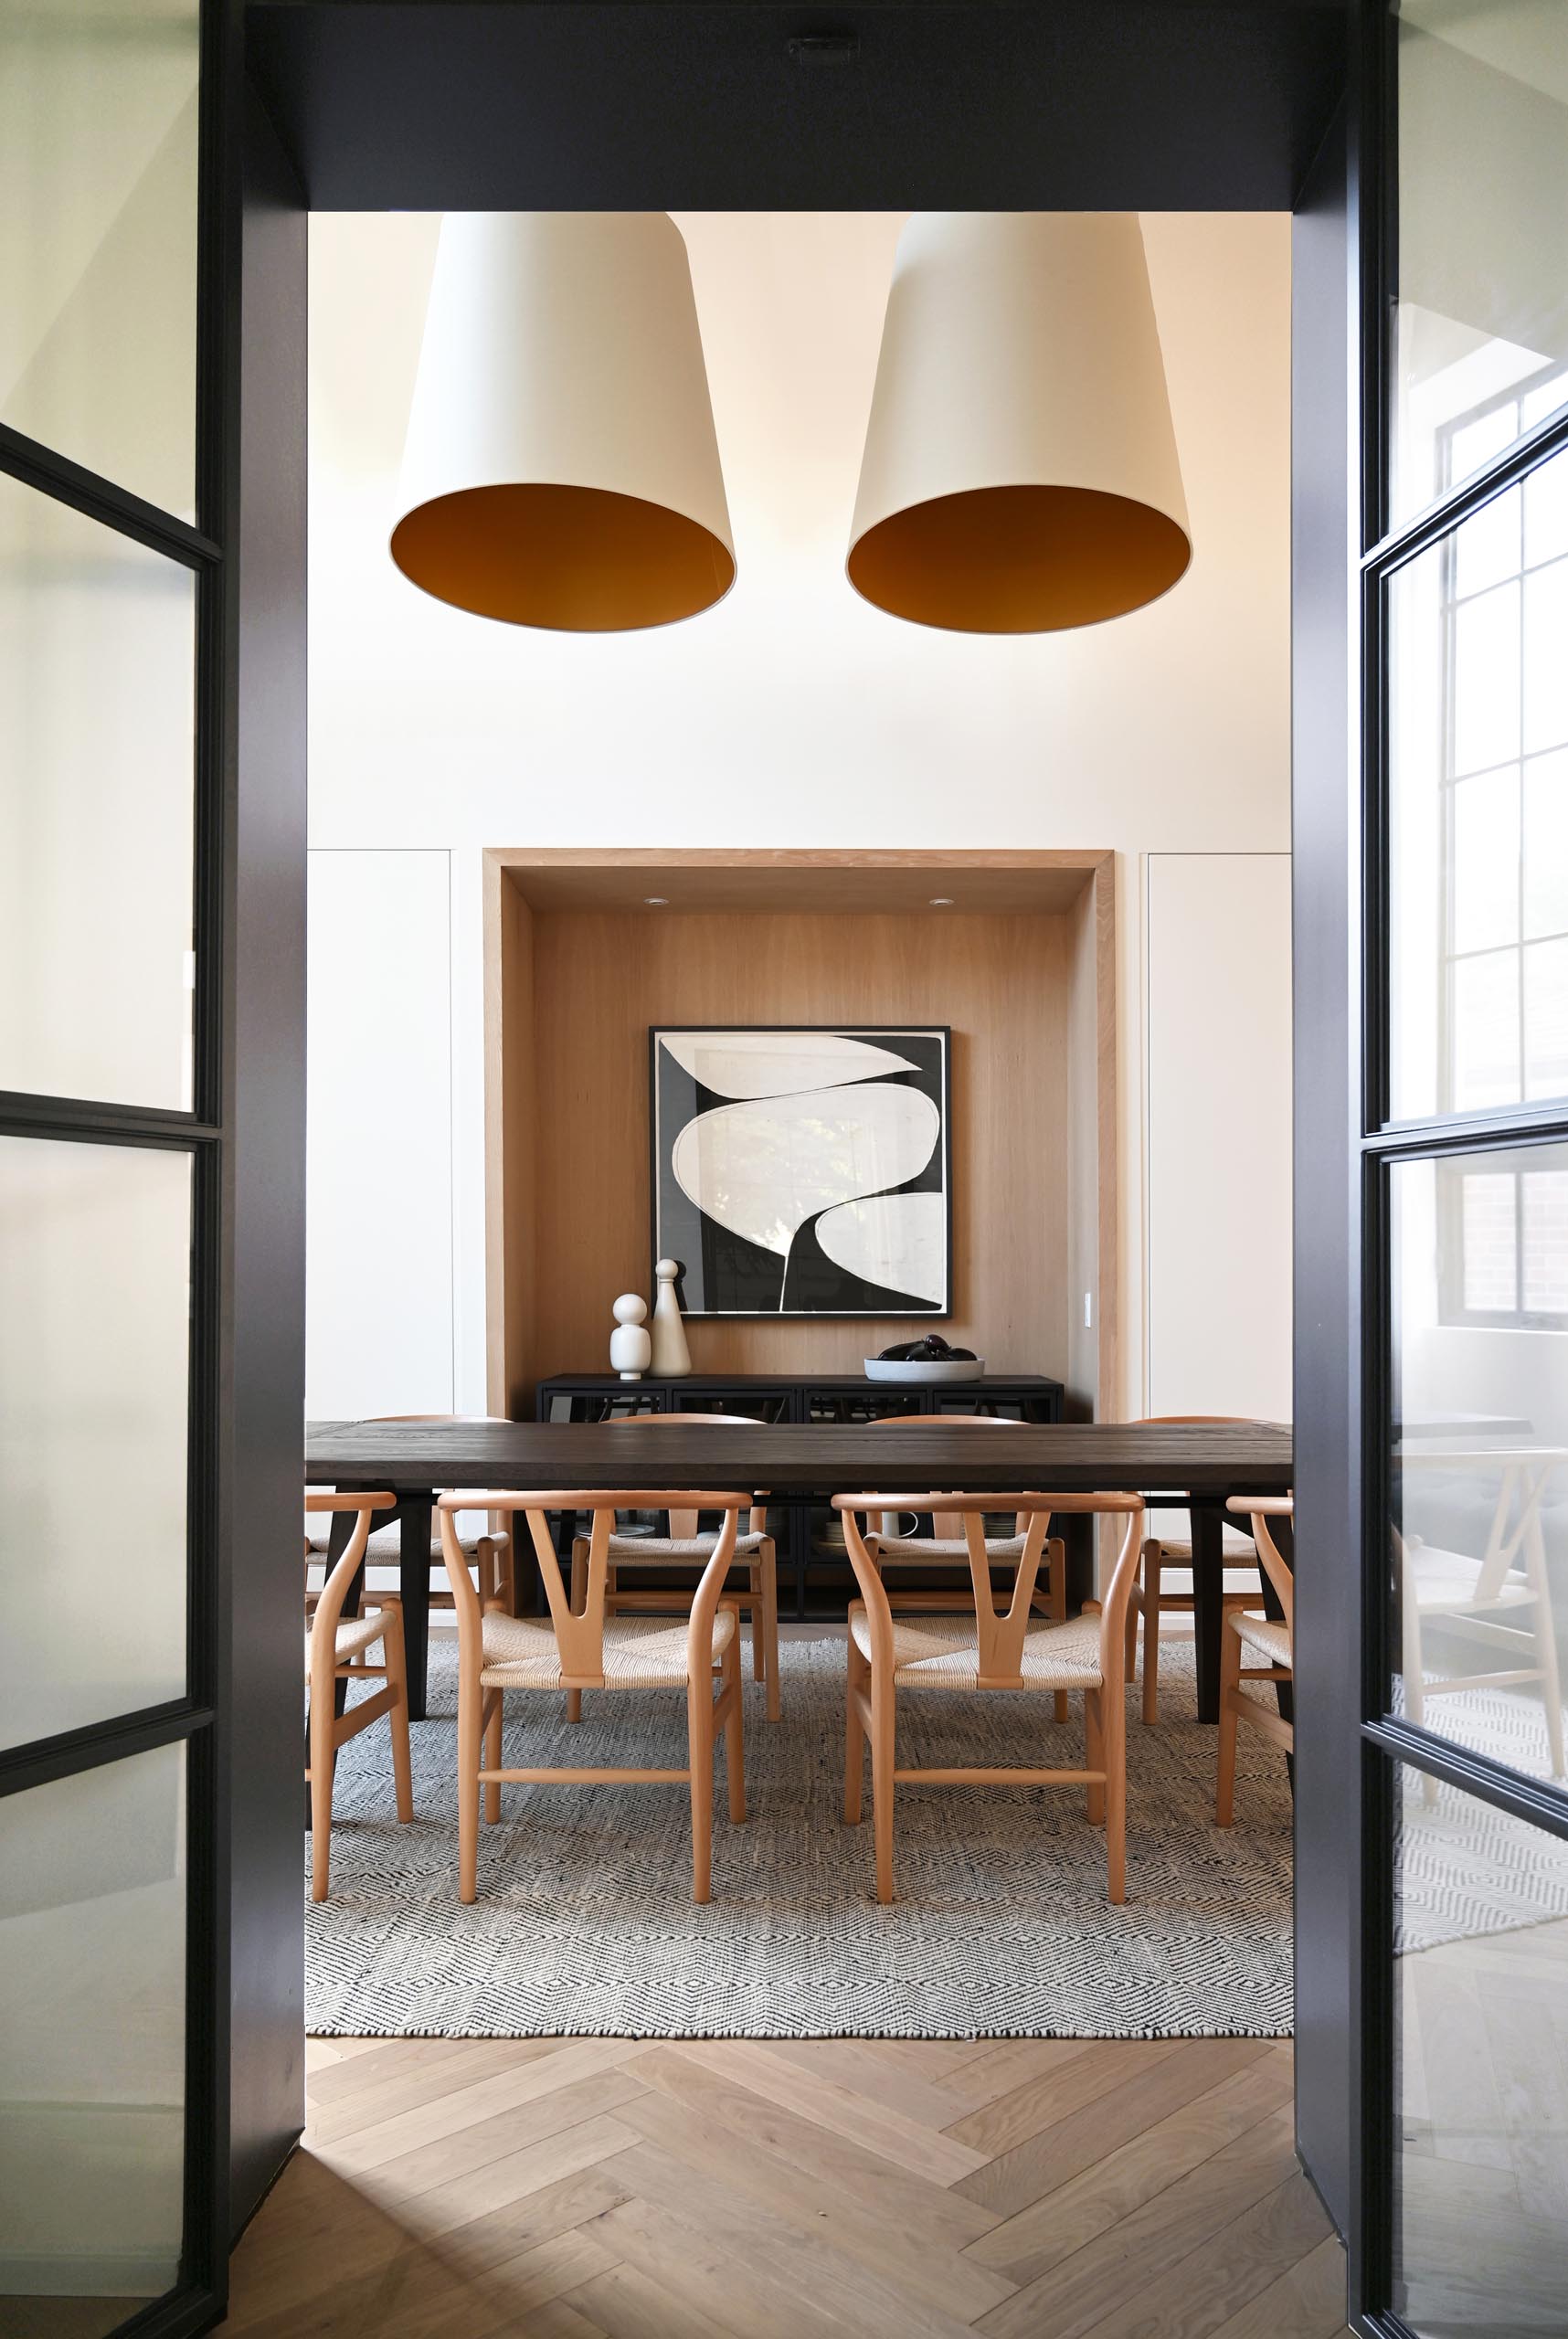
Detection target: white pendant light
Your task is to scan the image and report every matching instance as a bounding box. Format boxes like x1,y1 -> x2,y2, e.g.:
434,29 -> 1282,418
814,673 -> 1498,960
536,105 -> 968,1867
848,213 -> 1191,632
392,212 -> 735,631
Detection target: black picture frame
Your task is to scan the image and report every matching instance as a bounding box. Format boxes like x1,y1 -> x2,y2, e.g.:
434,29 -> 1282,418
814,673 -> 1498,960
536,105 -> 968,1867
649,1023 -> 954,1319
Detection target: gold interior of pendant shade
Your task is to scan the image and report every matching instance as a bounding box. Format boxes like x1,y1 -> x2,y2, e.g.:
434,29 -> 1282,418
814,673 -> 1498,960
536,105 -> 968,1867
847,483 -> 1192,633
390,482 -> 736,631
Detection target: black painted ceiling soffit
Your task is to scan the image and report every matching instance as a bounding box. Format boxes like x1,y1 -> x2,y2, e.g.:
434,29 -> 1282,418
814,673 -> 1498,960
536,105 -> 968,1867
246,1 -> 1349,213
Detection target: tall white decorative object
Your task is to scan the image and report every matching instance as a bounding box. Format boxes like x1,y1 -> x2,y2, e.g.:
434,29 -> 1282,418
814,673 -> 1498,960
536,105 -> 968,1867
650,1258 -> 693,1377
609,1294 -> 652,1381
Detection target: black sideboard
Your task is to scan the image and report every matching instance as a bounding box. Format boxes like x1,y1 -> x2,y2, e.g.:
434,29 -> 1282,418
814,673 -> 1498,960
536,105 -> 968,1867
534,1371 -> 1065,1616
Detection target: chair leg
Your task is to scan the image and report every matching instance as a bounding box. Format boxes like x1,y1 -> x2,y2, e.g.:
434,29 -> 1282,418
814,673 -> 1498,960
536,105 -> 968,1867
761,1537 -> 781,1722
1141,1553 -> 1161,1725
748,1561 -> 765,1681
844,1634 -> 867,1825
1051,1534 -> 1069,1725
1216,1620 -> 1242,1828
1084,1688 -> 1106,1826
1541,1625 -> 1567,1782
723,1634 -> 747,1825
483,1688 -> 503,1825
457,1665 -> 482,1905
1105,1699 -> 1127,1907
308,1688 -> 336,1904
567,1539 -> 587,1723
1528,1534 -> 1566,1779
870,1671 -> 895,1905
1400,1561 -> 1437,1807
383,1608 -> 414,1825
687,1665 -> 715,1905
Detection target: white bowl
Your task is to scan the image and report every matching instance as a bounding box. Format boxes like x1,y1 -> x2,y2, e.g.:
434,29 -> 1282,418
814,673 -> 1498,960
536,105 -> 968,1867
863,1355 -> 985,1384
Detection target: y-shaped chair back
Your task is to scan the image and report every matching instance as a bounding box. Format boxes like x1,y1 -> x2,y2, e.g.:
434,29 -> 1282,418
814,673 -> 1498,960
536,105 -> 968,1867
834,1488 -> 1144,1903
435,1488 -> 750,1903
869,1412 -> 1030,1536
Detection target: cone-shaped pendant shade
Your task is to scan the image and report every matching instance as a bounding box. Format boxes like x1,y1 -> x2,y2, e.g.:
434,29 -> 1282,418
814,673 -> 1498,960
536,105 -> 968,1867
392,212 -> 735,630
849,214 -> 1190,632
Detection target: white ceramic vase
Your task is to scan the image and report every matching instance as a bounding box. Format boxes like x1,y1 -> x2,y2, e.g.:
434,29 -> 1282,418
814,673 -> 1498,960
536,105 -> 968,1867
609,1293 -> 652,1381
650,1258 -> 693,1377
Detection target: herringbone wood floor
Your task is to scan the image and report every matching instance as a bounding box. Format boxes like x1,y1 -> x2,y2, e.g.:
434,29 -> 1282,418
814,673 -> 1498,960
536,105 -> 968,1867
224,2037 -> 1350,2339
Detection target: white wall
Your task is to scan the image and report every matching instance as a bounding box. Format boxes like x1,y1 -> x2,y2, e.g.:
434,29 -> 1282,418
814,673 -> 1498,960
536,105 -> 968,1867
305,849 -> 457,1417
1145,853 -> 1294,1420
306,211 -> 1294,1418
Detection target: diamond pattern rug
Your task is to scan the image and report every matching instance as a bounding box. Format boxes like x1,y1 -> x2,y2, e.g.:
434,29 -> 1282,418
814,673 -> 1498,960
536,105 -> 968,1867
308,1634 -> 1297,2038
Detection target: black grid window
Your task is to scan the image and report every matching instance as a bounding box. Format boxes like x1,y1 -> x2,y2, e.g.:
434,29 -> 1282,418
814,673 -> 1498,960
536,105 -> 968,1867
1436,379 -> 1568,1121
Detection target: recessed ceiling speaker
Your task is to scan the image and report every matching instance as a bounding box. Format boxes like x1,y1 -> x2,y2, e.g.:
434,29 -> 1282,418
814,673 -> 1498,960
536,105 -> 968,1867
848,213 -> 1191,632
392,212 -> 735,631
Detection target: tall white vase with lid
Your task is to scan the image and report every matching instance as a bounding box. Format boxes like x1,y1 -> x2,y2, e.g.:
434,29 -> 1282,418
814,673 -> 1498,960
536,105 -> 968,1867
650,1258 -> 693,1377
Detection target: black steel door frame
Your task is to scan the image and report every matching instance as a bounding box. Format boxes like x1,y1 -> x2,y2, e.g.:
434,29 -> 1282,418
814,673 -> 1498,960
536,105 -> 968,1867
1329,7 -> 1568,2329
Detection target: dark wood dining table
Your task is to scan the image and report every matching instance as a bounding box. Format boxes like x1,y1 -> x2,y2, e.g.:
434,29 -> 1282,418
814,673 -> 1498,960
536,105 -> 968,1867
305,1416 -> 1292,1723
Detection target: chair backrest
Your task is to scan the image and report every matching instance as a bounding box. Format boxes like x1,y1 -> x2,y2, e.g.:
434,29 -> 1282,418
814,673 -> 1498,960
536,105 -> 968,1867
1134,1413 -> 1254,1424
1396,1448 -> 1563,1603
366,1419 -> 511,1532
1224,1494 -> 1295,1641
870,1413 -> 1027,1535
438,1488 -> 747,1688
303,1492 -> 395,1683
834,1488 -> 1144,1692
603,1412 -> 768,1537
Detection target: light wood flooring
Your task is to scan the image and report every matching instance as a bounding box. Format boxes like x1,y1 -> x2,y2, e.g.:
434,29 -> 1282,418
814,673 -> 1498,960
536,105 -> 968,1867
225,2036 -> 1350,2339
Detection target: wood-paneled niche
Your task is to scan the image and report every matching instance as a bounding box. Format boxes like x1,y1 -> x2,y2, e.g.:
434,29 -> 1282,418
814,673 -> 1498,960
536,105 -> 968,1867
484,851 -> 1117,1422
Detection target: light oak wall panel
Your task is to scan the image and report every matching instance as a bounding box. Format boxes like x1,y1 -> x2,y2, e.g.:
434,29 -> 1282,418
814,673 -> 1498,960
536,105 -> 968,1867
521,907 -> 1073,1387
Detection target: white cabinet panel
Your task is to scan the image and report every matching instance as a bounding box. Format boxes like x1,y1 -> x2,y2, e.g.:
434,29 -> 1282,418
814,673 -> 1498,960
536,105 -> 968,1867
1147,852 -> 1292,1423
306,851 -> 453,1420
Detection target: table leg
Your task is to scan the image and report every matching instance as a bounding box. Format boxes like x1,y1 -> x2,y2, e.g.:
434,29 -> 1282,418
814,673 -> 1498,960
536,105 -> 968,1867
399,1493 -> 434,1722
1189,1501 -> 1223,1723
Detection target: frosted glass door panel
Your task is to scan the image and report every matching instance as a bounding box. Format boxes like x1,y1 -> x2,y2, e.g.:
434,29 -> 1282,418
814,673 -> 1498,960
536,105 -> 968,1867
1390,1144 -> 1568,1786
0,0 -> 199,518
1393,4 -> 1568,526
0,1747 -> 185,2325
0,1136 -> 191,1748
1393,1763 -> 1568,2336
0,475 -> 196,1108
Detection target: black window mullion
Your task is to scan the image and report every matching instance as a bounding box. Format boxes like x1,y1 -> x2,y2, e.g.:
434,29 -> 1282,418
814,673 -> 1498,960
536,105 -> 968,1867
0,421 -> 220,575
0,1704 -> 214,1802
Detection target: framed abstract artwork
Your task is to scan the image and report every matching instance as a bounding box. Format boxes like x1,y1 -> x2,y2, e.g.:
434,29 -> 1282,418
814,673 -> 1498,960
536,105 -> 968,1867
649,1025 -> 952,1317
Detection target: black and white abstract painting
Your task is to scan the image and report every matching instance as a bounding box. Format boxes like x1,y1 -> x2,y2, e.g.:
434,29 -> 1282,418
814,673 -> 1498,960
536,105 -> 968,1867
650,1026 -> 951,1317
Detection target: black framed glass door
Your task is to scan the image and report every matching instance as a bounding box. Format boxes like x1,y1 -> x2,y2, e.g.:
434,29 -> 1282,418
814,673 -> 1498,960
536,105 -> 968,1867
1353,5 -> 1568,2330
0,0 -> 234,2329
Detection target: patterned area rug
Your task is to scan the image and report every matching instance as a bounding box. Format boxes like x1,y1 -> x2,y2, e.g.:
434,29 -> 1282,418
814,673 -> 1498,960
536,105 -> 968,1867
307,1634 -> 1297,2038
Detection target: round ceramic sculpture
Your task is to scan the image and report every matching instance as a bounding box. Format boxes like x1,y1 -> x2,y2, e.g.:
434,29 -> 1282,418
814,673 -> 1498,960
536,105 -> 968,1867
609,1293 -> 652,1381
